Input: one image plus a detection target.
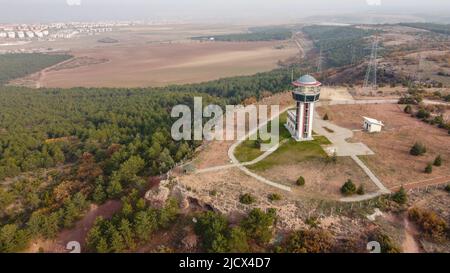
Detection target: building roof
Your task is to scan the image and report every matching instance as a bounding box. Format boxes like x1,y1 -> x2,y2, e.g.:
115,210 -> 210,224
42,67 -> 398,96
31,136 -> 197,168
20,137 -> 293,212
363,116 -> 384,126
292,74 -> 322,87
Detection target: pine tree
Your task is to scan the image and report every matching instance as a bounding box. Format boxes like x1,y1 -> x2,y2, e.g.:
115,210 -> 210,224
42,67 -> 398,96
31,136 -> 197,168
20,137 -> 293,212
410,142 -> 426,156
357,184 -> 365,195
134,211 -> 156,241
121,201 -> 133,217
118,219 -> 135,250
96,237 -> 109,253
392,186 -> 408,205
296,176 -> 305,186
341,179 -> 357,196
109,227 -> 125,253
107,176 -> 123,199
433,155 -> 442,167
63,201 -> 78,228
227,227 -> 249,253
93,183 -> 106,204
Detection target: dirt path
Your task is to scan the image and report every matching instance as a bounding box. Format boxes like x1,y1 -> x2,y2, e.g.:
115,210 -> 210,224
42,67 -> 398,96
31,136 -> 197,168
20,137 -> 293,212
384,212 -> 421,253
391,175 -> 450,192
402,216 -> 421,253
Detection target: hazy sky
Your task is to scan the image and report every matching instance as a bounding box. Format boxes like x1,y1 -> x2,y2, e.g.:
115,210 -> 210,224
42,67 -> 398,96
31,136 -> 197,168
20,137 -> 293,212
1,0 -> 449,23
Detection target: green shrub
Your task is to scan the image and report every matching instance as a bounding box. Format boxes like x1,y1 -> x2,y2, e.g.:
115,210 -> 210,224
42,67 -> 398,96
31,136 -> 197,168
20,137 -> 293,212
356,184 -> 365,195
241,208 -> 277,245
340,179 -> 356,196
195,211 -> 229,253
323,113 -> 329,120
445,184 -> 450,193
433,155 -> 442,167
305,217 -> 320,228
239,193 -> 256,205
416,108 -> 430,119
227,227 -> 249,253
404,105 -> 412,114
392,186 -> 408,205
268,193 -> 282,202
408,207 -> 448,241
370,231 -> 401,253
425,163 -> 433,174
410,142 -> 427,156
433,115 -> 445,127
296,176 -> 305,186
284,228 -> 333,253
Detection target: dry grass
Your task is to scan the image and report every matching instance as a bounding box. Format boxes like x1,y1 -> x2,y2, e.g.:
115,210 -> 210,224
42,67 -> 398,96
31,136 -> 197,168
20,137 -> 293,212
317,104 -> 450,189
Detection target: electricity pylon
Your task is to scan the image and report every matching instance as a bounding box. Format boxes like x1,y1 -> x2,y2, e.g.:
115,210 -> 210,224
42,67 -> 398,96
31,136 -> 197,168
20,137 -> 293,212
317,43 -> 323,74
413,52 -> 423,83
363,35 -> 379,93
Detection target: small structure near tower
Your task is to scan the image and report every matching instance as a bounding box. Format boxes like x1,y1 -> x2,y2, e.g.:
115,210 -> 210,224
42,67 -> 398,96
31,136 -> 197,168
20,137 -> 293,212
362,116 -> 384,133
285,75 -> 321,141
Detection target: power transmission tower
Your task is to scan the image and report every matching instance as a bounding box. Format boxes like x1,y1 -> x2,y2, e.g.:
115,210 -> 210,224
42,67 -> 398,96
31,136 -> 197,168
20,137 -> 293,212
363,35 -> 379,93
413,52 -> 423,83
291,68 -> 294,82
317,43 -> 323,74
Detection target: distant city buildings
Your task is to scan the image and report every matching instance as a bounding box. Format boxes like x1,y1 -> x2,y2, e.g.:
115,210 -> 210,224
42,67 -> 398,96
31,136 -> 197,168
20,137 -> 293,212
0,21 -> 121,42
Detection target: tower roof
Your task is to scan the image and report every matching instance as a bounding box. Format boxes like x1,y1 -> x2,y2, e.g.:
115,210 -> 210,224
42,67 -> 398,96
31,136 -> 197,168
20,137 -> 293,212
292,74 -> 321,87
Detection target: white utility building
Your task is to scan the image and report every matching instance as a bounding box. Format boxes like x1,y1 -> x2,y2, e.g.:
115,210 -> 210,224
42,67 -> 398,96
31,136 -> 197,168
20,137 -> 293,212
363,116 -> 384,133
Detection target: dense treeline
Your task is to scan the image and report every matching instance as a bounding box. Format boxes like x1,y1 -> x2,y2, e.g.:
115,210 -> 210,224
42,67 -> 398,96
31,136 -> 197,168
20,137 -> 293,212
0,66 -> 303,180
302,25 -> 374,68
86,191 -> 179,252
0,53 -> 72,85
193,27 -> 292,42
0,87 -> 219,252
0,62 -> 310,252
0,87 -> 216,180
400,23 -> 450,35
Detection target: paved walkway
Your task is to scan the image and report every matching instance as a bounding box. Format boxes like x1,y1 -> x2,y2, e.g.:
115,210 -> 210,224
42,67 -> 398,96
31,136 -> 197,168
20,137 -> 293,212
195,98 -> 398,201
351,155 -> 390,194
313,116 -> 375,157
226,106 -> 293,192
313,100 -> 393,201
